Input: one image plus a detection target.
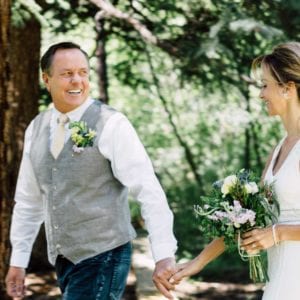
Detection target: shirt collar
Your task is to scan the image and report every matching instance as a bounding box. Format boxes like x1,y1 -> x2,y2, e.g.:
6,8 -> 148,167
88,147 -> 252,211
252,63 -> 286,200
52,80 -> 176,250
52,98 -> 94,123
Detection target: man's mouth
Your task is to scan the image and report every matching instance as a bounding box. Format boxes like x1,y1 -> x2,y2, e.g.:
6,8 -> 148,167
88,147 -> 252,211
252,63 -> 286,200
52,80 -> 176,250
67,89 -> 82,95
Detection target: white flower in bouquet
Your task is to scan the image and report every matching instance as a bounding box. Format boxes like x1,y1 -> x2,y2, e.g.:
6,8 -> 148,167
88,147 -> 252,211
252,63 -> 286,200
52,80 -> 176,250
244,182 -> 259,195
221,175 -> 238,195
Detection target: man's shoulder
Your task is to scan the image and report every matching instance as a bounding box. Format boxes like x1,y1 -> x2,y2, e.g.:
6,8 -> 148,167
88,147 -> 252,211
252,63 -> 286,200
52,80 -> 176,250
31,108 -> 52,130
93,100 -> 116,113
92,100 -> 119,121
34,108 -> 52,120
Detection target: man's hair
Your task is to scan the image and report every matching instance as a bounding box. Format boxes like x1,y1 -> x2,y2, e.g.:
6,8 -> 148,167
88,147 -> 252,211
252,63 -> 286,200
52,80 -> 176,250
41,42 -> 89,74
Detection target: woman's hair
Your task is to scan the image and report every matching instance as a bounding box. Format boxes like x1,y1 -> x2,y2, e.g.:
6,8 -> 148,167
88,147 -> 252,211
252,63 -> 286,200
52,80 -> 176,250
252,42 -> 300,97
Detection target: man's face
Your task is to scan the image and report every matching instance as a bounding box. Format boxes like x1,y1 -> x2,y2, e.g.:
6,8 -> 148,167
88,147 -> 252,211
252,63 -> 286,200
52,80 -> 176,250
43,48 -> 90,113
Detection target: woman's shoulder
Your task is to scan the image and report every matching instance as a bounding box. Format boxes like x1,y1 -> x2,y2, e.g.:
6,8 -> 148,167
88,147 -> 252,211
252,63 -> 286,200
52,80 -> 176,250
293,139 -> 300,157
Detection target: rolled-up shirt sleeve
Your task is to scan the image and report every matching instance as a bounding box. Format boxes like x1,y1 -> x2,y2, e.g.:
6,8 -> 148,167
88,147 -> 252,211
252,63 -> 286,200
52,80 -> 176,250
10,121 -> 45,268
99,113 -> 177,262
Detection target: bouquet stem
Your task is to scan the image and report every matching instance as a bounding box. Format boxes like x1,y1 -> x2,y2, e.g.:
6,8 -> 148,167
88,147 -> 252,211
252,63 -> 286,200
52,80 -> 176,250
237,231 -> 269,283
249,255 -> 269,283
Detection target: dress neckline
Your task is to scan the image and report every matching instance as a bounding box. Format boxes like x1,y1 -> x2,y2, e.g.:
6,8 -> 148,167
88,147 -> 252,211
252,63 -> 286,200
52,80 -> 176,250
271,136 -> 300,177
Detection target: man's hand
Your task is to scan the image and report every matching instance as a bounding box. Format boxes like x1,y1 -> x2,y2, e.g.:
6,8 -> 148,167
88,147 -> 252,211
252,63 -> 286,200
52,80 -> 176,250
5,266 -> 26,299
152,257 -> 177,299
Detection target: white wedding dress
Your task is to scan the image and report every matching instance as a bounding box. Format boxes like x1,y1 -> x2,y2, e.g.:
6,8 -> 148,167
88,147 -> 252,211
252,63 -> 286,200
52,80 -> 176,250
263,136 -> 300,300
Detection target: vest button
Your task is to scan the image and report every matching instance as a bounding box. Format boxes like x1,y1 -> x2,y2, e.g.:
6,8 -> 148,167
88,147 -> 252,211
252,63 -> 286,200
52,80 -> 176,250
52,206 -> 56,210
54,225 -> 59,230
53,168 -> 57,172
53,185 -> 57,190
56,244 -> 61,249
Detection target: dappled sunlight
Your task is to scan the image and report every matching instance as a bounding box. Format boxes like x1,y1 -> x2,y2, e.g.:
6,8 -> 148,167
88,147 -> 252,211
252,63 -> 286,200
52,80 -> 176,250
175,280 -> 263,299
24,272 -> 61,299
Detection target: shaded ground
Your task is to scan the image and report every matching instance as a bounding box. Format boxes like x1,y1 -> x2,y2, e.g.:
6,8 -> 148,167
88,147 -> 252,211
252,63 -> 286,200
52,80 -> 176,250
22,270 -> 263,300
22,234 -> 263,299
23,269 -> 137,300
174,281 -> 263,300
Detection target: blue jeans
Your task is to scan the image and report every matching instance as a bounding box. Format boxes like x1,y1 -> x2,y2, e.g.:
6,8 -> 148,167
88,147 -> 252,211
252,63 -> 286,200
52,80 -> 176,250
55,242 -> 132,300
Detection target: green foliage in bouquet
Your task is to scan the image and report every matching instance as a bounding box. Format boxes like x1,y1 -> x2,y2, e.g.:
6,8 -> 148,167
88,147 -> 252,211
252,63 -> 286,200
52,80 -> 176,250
194,169 -> 279,282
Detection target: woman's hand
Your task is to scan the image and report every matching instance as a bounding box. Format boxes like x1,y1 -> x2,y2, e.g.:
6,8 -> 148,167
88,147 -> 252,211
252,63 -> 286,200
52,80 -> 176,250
169,237 -> 225,286
169,259 -> 203,285
241,226 -> 275,252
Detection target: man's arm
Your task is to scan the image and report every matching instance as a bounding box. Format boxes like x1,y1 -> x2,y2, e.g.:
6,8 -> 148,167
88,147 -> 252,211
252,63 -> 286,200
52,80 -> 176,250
99,112 -> 177,298
6,121 -> 44,298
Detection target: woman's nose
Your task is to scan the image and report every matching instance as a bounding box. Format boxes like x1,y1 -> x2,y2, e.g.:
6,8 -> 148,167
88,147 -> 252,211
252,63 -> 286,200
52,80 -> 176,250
259,90 -> 264,100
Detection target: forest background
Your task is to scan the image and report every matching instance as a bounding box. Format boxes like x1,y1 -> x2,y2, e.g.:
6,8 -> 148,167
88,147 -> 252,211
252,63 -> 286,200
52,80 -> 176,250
1,0 -> 300,298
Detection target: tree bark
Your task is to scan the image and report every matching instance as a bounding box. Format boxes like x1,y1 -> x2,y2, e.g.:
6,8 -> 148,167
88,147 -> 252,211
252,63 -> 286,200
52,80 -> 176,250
95,12 -> 109,103
0,0 -> 12,297
0,8 -> 41,296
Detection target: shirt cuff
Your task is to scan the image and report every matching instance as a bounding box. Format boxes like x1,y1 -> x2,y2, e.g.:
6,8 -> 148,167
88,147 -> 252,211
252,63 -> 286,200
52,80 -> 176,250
151,242 -> 177,263
10,251 -> 31,268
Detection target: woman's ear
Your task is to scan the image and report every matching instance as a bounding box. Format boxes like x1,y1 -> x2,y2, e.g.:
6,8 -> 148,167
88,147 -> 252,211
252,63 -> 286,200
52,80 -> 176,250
282,81 -> 297,99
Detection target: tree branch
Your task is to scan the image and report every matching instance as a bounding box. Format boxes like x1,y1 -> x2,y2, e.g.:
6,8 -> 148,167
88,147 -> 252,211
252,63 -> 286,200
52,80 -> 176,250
88,0 -> 179,56
89,0 -> 157,43
144,45 -> 203,188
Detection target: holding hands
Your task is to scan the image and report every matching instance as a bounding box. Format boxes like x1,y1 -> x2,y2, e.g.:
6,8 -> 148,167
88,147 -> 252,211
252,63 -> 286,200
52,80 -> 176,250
153,257 -> 203,299
154,238 -> 225,298
153,257 -> 178,299
170,259 -> 203,285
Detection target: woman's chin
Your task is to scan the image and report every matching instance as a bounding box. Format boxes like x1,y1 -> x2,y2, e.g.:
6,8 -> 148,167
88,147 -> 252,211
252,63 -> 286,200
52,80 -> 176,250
267,110 -> 277,117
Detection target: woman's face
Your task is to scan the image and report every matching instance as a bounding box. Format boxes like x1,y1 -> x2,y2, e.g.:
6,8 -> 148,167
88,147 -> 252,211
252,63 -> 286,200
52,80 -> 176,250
259,66 -> 287,116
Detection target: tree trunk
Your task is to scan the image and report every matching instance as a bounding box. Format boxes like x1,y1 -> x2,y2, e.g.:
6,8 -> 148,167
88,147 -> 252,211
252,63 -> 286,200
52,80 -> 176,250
0,9 -> 41,297
95,14 -> 109,103
0,0 -> 12,297
10,19 -> 52,273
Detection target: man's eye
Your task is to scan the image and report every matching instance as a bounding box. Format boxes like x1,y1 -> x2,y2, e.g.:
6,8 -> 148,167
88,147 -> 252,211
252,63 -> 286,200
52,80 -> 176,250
61,72 -> 72,77
80,70 -> 89,76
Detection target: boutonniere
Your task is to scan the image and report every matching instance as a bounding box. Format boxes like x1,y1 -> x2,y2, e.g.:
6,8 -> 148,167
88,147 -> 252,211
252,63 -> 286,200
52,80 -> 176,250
69,121 -> 97,153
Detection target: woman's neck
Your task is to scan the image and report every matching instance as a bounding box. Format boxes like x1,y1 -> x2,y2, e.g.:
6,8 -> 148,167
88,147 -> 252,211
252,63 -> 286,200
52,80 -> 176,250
281,107 -> 300,138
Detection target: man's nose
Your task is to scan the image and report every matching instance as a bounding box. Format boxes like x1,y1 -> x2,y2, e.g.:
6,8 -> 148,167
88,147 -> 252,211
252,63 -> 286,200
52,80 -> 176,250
71,73 -> 81,83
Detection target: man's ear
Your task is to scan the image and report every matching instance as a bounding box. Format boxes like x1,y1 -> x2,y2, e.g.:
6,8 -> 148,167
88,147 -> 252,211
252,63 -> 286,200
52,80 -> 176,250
42,72 -> 51,91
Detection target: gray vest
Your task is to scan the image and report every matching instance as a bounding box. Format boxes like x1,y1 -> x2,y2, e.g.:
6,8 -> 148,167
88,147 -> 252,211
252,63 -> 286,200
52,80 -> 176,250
30,101 -> 136,265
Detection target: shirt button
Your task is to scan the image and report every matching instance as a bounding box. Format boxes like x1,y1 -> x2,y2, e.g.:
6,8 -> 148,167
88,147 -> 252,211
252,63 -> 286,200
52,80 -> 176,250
53,185 -> 57,190
53,168 -> 57,172
54,225 -> 59,229
56,244 -> 61,249
52,206 -> 56,210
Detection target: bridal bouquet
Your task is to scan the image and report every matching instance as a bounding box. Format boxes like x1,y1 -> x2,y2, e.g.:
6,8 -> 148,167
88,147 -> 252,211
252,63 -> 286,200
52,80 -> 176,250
194,169 -> 279,283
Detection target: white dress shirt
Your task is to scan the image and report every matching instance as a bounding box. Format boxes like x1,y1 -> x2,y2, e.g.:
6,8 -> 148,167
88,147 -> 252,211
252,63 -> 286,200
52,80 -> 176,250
10,98 -> 177,268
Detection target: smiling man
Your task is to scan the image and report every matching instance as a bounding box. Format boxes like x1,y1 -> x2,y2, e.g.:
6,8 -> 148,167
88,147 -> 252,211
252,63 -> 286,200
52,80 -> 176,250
5,42 -> 177,300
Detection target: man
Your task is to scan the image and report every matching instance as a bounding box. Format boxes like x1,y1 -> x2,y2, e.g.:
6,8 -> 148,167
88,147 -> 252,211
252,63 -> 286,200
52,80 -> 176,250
5,42 -> 177,299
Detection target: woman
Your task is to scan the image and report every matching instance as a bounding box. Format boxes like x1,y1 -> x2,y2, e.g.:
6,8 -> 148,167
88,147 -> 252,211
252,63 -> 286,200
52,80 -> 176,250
171,42 -> 300,300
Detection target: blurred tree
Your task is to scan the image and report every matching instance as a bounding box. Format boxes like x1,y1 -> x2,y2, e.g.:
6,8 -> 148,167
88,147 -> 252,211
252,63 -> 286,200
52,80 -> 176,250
2,0 -> 300,287
0,0 -> 12,297
83,0 -> 297,259
0,0 -> 41,296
